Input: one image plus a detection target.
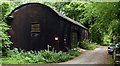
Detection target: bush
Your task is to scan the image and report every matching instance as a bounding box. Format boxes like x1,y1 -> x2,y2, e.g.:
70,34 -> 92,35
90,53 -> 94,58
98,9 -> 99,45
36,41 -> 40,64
100,43 -> 111,46
80,40 -> 97,50
2,48 -> 81,64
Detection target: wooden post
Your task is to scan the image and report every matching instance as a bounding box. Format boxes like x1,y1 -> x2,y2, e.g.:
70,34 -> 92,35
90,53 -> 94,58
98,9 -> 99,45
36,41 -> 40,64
47,45 -> 49,52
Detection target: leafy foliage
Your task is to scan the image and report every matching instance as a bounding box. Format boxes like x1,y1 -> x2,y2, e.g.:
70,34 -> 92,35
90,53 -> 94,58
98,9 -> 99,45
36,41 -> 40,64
0,1 -> 23,55
80,40 -> 97,50
2,48 -> 81,64
0,2 -> 12,54
81,2 -> 120,45
64,2 -> 87,23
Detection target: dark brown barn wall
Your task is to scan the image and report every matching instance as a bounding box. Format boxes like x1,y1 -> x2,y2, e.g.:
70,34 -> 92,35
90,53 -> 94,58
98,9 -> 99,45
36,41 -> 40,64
8,4 -> 60,51
6,3 -> 89,51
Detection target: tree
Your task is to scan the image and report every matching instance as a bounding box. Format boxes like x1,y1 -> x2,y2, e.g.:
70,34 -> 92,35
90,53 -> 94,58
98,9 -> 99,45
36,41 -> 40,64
81,2 -> 120,45
0,1 -> 22,55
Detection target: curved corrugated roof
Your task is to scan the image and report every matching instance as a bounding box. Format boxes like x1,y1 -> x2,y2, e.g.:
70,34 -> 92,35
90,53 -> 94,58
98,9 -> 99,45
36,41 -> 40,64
8,3 -> 88,30
56,12 -> 88,30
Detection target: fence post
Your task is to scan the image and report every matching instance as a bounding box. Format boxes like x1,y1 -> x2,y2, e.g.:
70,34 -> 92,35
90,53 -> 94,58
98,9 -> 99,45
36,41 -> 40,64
113,48 -> 120,64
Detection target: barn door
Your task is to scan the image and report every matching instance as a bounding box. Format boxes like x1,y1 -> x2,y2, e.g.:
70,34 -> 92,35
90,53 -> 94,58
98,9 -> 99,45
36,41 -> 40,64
31,23 -> 41,50
70,31 -> 78,49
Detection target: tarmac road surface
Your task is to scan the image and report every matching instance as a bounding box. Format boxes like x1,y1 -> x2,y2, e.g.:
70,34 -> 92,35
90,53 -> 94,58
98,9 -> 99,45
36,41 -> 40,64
59,46 -> 112,64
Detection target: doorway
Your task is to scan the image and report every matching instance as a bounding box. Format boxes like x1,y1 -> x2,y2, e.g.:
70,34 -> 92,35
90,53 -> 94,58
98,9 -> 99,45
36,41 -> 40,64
70,30 -> 78,49
31,23 -> 41,50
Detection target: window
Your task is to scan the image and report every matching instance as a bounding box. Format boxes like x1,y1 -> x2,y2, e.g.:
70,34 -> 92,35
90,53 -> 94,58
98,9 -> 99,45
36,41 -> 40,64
31,23 -> 40,32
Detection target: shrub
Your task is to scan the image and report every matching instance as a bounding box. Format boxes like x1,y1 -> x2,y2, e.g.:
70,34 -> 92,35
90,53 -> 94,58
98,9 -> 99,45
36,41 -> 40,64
1,1 -> 23,56
100,43 -> 111,46
2,48 -> 81,64
80,40 -> 97,50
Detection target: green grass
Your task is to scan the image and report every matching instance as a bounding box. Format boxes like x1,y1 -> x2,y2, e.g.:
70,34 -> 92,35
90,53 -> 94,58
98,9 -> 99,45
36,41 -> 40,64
2,48 -> 81,64
107,57 -> 114,64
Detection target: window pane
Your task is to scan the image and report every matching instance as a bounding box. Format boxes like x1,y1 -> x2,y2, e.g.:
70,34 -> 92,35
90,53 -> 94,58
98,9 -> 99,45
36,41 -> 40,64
31,24 -> 40,32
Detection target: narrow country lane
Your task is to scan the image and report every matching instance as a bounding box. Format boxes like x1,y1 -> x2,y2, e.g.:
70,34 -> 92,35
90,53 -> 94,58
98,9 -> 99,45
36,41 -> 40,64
59,46 -> 112,64
2,46 -> 113,66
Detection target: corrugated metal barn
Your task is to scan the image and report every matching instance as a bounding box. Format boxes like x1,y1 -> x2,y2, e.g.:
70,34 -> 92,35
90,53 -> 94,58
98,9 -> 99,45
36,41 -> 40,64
6,3 -> 88,51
